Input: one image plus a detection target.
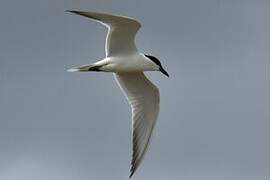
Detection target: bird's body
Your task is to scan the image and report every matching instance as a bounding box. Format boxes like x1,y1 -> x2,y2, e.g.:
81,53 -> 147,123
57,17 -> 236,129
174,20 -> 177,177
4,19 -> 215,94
67,10 -> 168,178
69,53 -> 158,72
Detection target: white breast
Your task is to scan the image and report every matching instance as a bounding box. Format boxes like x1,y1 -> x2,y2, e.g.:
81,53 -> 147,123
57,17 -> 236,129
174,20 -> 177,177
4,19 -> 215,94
100,53 -> 158,72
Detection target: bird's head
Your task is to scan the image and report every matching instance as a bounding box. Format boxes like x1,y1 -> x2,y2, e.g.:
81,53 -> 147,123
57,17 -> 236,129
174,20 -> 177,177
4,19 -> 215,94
145,54 -> 169,77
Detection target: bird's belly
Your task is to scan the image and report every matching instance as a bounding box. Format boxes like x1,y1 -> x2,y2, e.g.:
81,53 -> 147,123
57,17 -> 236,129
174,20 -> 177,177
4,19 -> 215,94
100,54 -> 152,72
101,61 -> 147,72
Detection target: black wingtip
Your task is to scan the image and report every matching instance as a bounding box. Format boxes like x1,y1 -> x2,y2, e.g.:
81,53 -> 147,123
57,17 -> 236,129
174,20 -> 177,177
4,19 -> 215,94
129,161 -> 138,178
129,169 -> 135,178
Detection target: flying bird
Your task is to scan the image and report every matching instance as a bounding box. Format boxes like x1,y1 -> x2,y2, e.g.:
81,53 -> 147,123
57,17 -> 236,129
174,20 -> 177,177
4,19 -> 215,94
66,10 -> 169,178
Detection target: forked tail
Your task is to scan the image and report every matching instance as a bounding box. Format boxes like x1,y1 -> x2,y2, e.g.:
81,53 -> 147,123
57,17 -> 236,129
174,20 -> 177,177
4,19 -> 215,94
67,64 -> 102,72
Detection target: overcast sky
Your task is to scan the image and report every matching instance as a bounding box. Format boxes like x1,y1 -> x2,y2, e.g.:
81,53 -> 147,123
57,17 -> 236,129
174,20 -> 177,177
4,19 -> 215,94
1,0 -> 270,179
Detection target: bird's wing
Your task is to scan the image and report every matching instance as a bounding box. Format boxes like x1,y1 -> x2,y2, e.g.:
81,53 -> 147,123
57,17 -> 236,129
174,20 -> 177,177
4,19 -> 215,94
67,10 -> 141,57
114,73 -> 160,178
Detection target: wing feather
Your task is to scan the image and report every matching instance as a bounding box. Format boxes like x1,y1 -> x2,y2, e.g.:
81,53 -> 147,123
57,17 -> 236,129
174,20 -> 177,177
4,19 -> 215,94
114,73 -> 160,178
67,10 -> 141,56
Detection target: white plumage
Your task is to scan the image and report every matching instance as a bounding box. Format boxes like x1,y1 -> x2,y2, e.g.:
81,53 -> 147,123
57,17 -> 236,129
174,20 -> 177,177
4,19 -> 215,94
115,73 -> 160,177
67,10 -> 168,178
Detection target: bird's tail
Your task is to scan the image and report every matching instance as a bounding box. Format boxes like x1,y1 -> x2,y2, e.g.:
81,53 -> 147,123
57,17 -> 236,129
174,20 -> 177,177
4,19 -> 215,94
67,64 -> 102,72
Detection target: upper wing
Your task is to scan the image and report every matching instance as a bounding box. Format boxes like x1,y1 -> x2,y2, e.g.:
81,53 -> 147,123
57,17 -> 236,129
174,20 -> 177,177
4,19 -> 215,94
67,10 -> 141,57
114,73 -> 160,178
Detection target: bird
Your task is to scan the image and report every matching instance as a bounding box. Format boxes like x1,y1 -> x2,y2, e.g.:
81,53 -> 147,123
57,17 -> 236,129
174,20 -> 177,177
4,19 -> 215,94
66,10 -> 169,178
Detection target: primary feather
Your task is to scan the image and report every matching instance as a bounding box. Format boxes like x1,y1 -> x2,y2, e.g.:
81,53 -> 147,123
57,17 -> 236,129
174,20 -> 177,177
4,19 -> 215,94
67,10 -> 141,56
115,73 -> 160,177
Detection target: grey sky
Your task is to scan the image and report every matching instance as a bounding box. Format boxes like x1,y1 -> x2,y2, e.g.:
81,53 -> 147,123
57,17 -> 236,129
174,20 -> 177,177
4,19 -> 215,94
1,0 -> 270,179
